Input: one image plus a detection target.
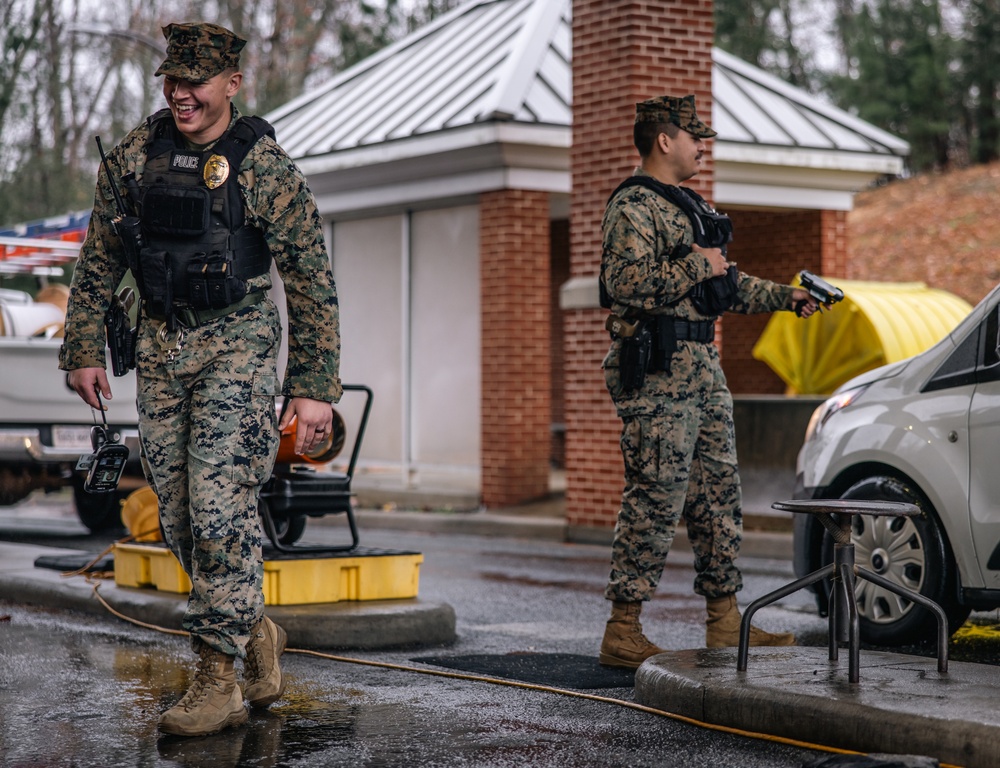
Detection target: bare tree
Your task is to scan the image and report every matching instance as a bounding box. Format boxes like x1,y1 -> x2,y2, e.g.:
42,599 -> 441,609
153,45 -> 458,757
0,0 -> 462,226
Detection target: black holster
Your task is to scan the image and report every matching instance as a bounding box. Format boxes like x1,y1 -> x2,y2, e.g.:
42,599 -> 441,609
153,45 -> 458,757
617,316 -> 684,392
104,293 -> 136,377
619,321 -> 653,392
651,317 -> 678,374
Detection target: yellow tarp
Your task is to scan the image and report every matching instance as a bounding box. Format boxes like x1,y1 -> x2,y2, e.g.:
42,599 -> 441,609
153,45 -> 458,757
752,278 -> 973,395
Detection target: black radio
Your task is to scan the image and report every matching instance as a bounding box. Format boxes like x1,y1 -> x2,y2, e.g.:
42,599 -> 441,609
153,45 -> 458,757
75,394 -> 130,493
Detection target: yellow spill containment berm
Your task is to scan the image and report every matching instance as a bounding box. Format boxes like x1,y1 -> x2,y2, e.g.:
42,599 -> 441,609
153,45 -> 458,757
752,278 -> 972,395
114,542 -> 423,605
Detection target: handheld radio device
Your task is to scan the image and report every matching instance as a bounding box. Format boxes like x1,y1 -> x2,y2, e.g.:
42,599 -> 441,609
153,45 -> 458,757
76,394 -> 130,493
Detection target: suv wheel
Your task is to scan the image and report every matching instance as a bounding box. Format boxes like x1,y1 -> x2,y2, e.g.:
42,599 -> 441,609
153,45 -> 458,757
821,475 -> 970,646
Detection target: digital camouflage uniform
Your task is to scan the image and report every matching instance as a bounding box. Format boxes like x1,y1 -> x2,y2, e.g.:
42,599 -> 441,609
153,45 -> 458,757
602,169 -> 794,605
60,106 -> 341,658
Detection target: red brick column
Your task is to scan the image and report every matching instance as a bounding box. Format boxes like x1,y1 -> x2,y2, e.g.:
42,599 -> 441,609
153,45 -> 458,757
567,0 -> 716,532
480,189 -> 551,507
819,209 -> 849,278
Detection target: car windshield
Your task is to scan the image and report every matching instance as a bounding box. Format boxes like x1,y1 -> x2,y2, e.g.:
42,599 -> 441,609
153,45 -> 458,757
934,279 -> 1000,350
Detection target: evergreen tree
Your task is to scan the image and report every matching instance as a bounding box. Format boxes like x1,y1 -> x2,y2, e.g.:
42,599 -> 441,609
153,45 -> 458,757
962,0 -> 1000,164
826,0 -> 957,171
714,0 -> 813,89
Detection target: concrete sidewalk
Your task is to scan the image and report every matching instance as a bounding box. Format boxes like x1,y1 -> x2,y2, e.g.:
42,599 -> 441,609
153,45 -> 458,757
637,646 -> 1000,768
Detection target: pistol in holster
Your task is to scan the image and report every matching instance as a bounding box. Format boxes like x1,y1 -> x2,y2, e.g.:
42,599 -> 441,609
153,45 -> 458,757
608,314 -> 681,393
618,320 -> 653,392
105,287 -> 137,377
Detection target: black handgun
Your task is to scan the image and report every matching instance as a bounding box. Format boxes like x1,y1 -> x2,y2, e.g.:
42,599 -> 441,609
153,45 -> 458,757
104,287 -> 136,377
619,321 -> 653,392
797,271 -> 845,316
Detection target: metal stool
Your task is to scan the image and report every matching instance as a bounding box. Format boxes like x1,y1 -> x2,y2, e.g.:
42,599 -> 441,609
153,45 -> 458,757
737,498 -> 949,683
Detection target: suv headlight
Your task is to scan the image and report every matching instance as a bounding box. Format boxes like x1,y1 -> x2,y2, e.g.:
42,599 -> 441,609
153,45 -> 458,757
804,384 -> 870,442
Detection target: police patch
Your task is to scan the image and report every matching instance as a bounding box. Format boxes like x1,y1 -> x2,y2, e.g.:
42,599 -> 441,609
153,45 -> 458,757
170,151 -> 201,173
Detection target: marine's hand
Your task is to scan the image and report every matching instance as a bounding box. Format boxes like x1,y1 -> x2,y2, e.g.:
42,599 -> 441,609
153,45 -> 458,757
692,244 -> 729,277
791,288 -> 820,318
279,397 -> 334,454
67,367 -> 111,410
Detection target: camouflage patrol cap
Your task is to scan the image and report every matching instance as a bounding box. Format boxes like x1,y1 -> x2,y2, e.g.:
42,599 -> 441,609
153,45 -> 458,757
154,22 -> 246,83
635,94 -> 717,138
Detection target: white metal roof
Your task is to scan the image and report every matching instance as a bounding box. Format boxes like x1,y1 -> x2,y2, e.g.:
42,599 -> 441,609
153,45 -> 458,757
267,0 -> 907,214
268,0 -> 571,160
268,0 -> 906,164
712,48 -> 908,157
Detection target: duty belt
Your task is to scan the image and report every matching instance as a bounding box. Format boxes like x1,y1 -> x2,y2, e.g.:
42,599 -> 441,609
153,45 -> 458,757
145,291 -> 265,329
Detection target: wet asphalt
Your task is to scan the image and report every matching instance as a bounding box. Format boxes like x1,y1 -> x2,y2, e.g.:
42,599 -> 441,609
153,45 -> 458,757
3,494 -> 1000,766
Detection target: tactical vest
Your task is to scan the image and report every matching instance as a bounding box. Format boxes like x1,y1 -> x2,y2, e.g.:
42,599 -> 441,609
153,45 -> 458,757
134,109 -> 275,325
599,176 -> 737,316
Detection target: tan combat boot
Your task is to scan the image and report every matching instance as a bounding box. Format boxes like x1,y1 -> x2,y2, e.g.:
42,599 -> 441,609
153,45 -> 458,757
244,615 -> 287,708
705,594 -> 796,648
599,600 -> 664,669
158,640 -> 247,736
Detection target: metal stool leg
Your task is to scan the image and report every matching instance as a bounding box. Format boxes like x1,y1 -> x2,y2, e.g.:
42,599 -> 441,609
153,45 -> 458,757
828,561 -> 841,662
833,541 -> 857,662
857,567 -> 949,674
737,564 -> 833,671
838,561 -> 861,683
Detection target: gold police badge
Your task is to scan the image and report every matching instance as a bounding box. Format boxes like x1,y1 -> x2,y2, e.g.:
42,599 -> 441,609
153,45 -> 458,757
203,154 -> 229,189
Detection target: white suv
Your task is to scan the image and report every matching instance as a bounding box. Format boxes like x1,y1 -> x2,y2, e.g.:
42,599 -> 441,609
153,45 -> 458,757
793,280 -> 1000,645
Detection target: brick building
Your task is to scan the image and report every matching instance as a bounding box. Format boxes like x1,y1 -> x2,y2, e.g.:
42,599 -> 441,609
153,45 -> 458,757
265,0 -> 908,535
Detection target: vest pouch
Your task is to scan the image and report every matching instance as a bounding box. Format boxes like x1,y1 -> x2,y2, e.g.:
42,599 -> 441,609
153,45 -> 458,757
141,185 -> 211,237
690,264 -> 739,316
140,249 -> 173,318
187,255 -> 211,310
187,254 -> 247,310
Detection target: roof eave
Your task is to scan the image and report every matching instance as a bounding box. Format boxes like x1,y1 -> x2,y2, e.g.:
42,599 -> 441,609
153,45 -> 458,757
306,121 -> 571,218
297,121 -> 570,178
715,144 -> 905,211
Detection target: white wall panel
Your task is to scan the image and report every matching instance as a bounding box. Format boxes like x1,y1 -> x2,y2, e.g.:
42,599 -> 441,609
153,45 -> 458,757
410,206 -> 481,471
332,215 -> 405,464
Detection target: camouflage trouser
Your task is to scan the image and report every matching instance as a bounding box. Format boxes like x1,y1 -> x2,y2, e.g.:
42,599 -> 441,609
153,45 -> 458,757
604,340 -> 743,603
135,300 -> 281,657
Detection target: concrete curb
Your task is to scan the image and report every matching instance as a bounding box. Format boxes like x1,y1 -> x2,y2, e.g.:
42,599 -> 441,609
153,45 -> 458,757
636,647 -> 1000,768
0,542 -> 456,650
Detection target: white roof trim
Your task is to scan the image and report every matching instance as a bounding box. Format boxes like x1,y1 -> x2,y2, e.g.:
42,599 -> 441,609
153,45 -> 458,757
715,143 -> 905,175
296,122 -> 569,177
